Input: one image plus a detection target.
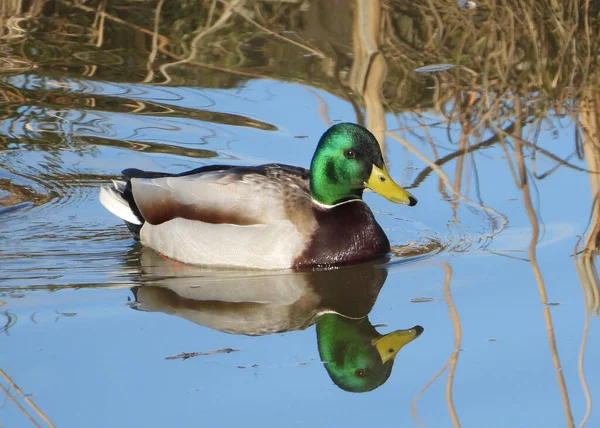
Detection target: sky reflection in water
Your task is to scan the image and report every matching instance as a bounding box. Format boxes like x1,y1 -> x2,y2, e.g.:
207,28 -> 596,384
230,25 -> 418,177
1,1 -> 600,427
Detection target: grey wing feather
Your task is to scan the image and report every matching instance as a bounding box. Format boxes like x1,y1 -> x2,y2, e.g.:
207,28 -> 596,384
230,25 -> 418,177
129,164 -> 313,226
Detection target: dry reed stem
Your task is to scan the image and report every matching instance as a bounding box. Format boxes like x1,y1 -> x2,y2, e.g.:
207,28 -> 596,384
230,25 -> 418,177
574,239 -> 594,428
159,0 -> 244,84
62,1 -> 170,45
142,0 -> 165,83
571,94 -> 600,426
577,94 -> 600,313
307,88 -> 331,127
0,381 -> 41,427
388,130 -> 508,238
350,0 -> 387,147
228,0 -> 325,59
0,368 -> 56,427
410,264 -> 461,427
63,0 -> 273,82
443,263 -> 461,428
514,101 -> 575,427
93,0 -> 105,48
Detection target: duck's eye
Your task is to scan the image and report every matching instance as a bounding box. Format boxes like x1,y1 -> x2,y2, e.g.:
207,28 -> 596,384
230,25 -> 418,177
355,368 -> 366,377
344,149 -> 356,159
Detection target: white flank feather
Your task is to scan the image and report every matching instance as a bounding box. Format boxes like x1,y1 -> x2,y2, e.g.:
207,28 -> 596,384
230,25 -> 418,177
99,186 -> 142,225
140,218 -> 304,269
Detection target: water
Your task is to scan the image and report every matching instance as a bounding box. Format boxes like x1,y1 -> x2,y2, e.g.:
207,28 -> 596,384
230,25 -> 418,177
1,1 -> 599,427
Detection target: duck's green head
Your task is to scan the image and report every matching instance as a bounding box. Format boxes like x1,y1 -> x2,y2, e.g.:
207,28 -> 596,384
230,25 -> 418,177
310,123 -> 418,206
316,313 -> 423,393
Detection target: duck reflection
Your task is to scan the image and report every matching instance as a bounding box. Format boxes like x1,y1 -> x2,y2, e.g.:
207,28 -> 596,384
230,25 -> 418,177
317,315 -> 423,392
129,247 -> 423,392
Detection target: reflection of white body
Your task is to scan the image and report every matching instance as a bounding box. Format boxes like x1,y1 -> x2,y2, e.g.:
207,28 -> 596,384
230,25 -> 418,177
131,248 -> 386,336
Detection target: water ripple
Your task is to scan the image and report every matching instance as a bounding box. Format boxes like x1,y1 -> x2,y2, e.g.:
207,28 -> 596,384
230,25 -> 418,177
2,73 -> 278,131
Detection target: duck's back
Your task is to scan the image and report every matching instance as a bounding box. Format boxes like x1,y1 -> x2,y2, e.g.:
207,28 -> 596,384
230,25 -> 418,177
125,164 -> 312,227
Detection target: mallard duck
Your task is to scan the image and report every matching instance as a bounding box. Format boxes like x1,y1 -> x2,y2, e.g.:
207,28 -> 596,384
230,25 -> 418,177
99,123 -> 417,269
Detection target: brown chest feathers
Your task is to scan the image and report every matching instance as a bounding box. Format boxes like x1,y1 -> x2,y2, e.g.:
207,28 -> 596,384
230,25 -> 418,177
293,201 -> 390,268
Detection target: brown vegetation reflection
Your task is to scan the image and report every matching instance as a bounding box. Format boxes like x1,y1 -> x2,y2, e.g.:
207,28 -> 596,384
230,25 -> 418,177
574,93 -> 600,427
411,264 -> 462,427
514,109 -> 575,427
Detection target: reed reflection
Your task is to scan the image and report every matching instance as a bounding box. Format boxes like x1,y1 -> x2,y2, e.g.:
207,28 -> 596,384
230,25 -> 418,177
128,247 -> 423,393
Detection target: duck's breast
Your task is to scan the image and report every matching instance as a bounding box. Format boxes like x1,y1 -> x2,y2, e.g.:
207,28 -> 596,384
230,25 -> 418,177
293,201 -> 390,267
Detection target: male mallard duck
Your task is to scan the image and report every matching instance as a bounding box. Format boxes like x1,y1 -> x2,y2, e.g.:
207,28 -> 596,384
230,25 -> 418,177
99,123 -> 417,269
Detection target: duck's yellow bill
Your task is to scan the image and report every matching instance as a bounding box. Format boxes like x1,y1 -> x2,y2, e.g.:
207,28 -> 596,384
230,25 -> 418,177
372,325 -> 424,364
366,165 -> 417,206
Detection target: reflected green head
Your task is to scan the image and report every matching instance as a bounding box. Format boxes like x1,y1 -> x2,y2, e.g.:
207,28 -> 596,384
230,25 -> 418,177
316,314 -> 391,392
316,313 -> 423,393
